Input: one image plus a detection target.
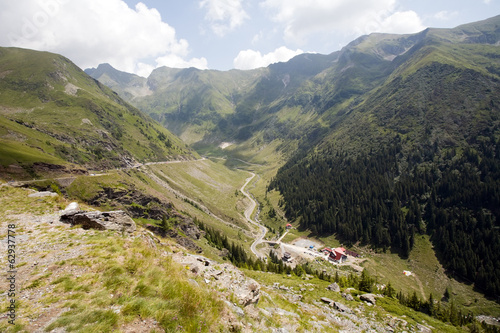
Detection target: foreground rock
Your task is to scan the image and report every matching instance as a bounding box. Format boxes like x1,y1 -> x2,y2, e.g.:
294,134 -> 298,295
359,293 -> 378,305
327,282 -> 340,292
342,292 -> 355,301
321,297 -> 334,305
333,301 -> 352,314
60,210 -> 136,233
28,191 -> 58,198
174,253 -> 260,307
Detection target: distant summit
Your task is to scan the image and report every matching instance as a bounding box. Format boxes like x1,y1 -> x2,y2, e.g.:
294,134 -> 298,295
85,63 -> 152,101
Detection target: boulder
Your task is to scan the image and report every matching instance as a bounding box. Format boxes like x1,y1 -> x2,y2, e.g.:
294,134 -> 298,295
327,282 -> 340,292
333,301 -> 352,314
65,202 -> 80,211
321,297 -> 334,305
60,202 -> 80,216
342,292 -> 354,302
60,210 -> 136,233
28,191 -> 58,198
236,281 -> 260,307
359,293 -> 377,305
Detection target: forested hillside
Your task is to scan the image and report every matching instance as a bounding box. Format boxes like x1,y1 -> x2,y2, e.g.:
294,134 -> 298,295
270,21 -> 500,298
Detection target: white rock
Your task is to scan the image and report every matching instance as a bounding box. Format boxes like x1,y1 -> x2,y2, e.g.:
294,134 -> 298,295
65,202 -> 79,211
28,191 -> 58,198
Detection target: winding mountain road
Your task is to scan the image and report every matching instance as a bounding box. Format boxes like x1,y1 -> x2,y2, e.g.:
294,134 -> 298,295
240,172 -> 268,259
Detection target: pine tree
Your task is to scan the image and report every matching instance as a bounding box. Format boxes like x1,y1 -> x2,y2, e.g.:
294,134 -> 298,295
359,269 -> 373,293
384,282 -> 395,298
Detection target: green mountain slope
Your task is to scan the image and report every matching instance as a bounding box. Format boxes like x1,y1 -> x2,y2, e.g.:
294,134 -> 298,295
88,53 -> 339,147
0,47 -> 195,179
270,16 -> 500,298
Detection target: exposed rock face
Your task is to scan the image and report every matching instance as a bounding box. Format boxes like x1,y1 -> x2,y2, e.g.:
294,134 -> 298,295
89,186 -> 172,220
144,220 -> 203,253
359,293 -> 377,305
321,297 -> 334,304
333,301 -> 352,314
28,191 -> 58,198
342,292 -> 354,302
178,218 -> 202,239
174,253 -> 260,307
327,282 -> 340,292
60,210 -> 136,233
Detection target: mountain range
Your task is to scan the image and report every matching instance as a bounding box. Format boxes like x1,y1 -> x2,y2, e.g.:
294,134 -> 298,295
86,15 -> 500,155
87,15 -> 500,298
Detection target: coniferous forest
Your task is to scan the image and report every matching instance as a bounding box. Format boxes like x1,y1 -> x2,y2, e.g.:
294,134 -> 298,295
270,134 -> 500,298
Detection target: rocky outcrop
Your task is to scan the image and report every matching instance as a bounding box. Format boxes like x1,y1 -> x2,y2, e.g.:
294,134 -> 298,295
359,293 -> 378,305
89,186 -> 172,220
327,282 -> 340,292
86,186 -> 203,251
28,191 -> 58,198
342,292 -> 354,302
144,219 -> 203,253
333,301 -> 352,314
60,209 -> 136,233
174,253 -> 260,307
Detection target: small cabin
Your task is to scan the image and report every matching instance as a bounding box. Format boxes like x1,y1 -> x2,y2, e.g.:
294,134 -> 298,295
282,252 -> 292,262
321,247 -> 333,255
329,247 -> 348,263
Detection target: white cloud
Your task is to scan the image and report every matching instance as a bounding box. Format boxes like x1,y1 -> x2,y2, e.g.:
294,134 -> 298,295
260,0 -> 425,44
155,54 -> 208,70
376,11 -> 426,34
433,10 -> 458,21
233,46 -> 303,70
0,0 -> 206,76
252,31 -> 264,44
199,0 -> 249,37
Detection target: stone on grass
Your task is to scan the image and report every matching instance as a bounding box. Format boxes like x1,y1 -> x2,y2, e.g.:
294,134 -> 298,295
60,210 -> 136,233
327,282 -> 340,292
359,293 -> 377,305
28,191 -> 58,198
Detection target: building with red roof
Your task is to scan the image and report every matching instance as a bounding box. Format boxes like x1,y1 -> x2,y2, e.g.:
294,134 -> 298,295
329,247 -> 348,263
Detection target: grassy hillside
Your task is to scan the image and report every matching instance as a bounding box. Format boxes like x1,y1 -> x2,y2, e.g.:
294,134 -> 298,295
0,47 -> 196,179
0,185 -> 225,333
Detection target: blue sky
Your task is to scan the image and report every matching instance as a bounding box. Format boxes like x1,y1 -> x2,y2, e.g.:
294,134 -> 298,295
1,0 -> 499,76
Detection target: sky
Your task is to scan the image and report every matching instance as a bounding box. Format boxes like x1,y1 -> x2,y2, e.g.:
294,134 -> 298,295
0,0 -> 499,77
